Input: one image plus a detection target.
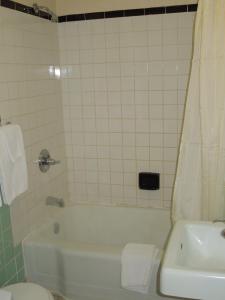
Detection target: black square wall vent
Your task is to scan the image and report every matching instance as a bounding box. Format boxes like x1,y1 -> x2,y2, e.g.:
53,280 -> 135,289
139,172 -> 160,190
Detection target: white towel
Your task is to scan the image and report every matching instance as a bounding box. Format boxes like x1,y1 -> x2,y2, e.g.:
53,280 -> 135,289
0,290 -> 12,300
0,124 -> 28,206
121,243 -> 159,294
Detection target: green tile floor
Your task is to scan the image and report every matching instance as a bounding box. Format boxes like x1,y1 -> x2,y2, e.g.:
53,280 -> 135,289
0,205 -> 25,286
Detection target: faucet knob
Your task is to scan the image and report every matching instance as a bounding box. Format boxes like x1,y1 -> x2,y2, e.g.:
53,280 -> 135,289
34,149 -> 60,172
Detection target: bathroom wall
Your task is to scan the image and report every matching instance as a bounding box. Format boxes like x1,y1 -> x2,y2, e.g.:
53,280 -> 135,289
56,0 -> 198,15
0,0 -> 196,286
59,9 -> 195,209
0,5 -> 67,248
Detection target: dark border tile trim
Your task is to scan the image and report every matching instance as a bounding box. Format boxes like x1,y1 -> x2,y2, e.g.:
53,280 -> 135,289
0,1 -> 198,23
124,9 -> 145,17
105,10 -> 124,18
59,4 -> 198,23
15,2 -> 34,15
1,0 -> 15,10
166,5 -> 187,13
15,2 -> 27,11
67,14 -> 85,22
0,0 -> 52,20
188,4 -> 198,12
58,16 -> 67,23
145,7 -> 166,15
85,12 -> 104,20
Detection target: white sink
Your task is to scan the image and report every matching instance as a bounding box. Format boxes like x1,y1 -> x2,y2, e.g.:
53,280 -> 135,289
160,220 -> 225,300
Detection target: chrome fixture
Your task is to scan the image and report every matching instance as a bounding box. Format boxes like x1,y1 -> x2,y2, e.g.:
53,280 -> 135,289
213,220 -> 225,238
34,149 -> 60,173
33,3 -> 58,22
46,196 -> 64,208
213,219 -> 225,223
221,229 -> 225,238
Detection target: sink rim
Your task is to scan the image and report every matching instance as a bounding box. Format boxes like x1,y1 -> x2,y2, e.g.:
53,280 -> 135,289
163,220 -> 225,270
160,220 -> 225,299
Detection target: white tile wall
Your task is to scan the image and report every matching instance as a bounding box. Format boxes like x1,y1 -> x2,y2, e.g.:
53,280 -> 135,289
0,7 -> 67,244
0,5 -> 196,245
59,12 -> 195,209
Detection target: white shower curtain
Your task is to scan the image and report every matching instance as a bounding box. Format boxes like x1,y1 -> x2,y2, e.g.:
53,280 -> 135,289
172,0 -> 225,222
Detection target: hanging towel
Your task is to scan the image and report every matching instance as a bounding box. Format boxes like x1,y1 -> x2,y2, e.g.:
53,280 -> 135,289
0,124 -> 28,206
0,290 -> 12,300
121,243 -> 159,294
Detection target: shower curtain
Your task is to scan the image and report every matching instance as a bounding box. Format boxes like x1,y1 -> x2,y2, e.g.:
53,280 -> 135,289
172,0 -> 225,222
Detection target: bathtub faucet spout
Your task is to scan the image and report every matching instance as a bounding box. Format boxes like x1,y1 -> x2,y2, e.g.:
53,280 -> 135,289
213,219 -> 225,223
46,196 -> 64,208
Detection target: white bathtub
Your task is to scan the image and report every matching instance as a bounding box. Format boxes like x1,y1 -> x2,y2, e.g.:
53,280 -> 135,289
23,205 -> 177,300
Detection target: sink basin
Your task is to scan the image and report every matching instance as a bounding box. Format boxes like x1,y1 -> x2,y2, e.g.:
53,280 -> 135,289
160,220 -> 225,300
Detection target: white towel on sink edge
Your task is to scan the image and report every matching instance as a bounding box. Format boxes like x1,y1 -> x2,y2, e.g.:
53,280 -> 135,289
121,243 -> 159,294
